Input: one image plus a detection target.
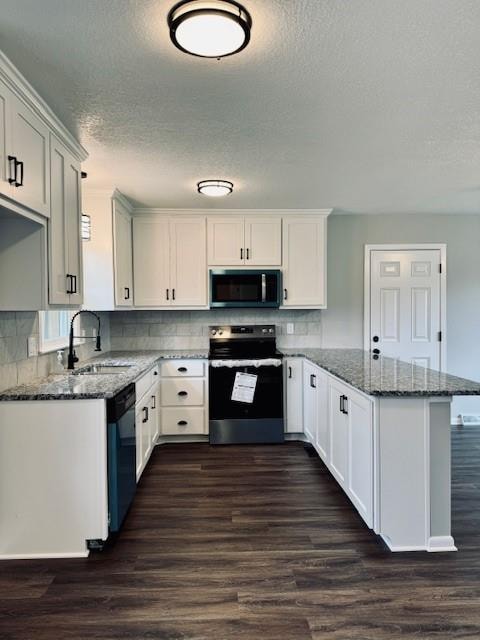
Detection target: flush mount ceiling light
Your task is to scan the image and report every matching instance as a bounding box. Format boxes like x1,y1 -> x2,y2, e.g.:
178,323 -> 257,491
168,0 -> 252,58
197,180 -> 234,197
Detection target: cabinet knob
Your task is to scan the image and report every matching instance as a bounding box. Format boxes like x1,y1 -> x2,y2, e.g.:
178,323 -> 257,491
178,391 -> 188,397
178,366 -> 188,373
178,420 -> 188,426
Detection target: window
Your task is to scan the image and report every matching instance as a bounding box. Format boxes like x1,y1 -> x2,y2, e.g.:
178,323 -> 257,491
38,310 -> 81,353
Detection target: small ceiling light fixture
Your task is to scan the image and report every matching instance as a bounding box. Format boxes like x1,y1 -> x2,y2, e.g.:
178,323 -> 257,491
197,179 -> 234,197
168,0 -> 252,59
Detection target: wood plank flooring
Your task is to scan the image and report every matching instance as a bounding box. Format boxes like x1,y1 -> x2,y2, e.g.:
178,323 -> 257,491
2,426 -> 480,639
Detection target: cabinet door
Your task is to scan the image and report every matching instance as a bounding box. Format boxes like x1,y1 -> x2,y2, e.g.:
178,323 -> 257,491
282,216 -> 327,307
314,368 -> 329,463
346,391 -> 374,527
303,360 -> 318,443
150,384 -> 160,448
207,217 -> 245,265
245,217 -> 282,265
64,149 -> 83,305
133,217 -> 170,306
49,136 -> 81,305
328,379 -> 349,487
11,94 -> 50,217
170,217 -> 207,306
49,138 -> 70,305
135,405 -> 145,481
113,200 -> 133,307
285,358 -> 303,433
0,80 -> 14,200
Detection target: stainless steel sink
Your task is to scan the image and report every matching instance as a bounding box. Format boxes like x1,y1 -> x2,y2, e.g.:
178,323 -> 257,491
72,364 -> 133,375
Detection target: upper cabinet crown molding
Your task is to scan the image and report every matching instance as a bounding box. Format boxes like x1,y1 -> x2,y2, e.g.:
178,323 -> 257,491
112,188 -> 133,214
132,207 -> 332,217
0,50 -> 87,163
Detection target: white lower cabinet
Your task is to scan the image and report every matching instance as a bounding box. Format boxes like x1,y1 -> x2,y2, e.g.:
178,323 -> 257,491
285,358 -> 304,433
328,379 -> 349,487
289,357 -> 374,528
135,366 -> 160,481
303,360 -> 318,443
345,389 -> 374,528
159,359 -> 208,436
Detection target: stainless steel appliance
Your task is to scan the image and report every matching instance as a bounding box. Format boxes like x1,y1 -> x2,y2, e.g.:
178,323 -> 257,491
209,325 -> 284,444
106,383 -> 136,532
209,270 -> 282,308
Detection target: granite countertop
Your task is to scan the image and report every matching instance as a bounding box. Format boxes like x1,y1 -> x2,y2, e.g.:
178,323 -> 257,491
0,350 -> 208,401
281,348 -> 480,397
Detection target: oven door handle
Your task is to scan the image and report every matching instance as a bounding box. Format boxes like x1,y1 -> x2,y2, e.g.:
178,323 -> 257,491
261,273 -> 266,303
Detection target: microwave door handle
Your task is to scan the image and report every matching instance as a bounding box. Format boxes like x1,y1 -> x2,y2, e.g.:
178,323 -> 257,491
261,273 -> 266,303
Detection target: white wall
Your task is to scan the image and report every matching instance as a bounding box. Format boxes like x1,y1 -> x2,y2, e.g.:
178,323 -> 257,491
322,213 -> 480,420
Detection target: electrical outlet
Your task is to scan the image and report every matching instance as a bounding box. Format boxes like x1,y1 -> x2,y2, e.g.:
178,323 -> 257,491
286,323 -> 294,335
27,336 -> 38,357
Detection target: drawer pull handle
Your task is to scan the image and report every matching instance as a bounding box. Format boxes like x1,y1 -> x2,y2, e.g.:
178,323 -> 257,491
178,366 -> 188,372
178,420 -> 188,426
178,391 -> 188,397
142,406 -> 149,423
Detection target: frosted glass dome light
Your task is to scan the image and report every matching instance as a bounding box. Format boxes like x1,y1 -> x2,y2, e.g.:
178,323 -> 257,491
168,1 -> 252,59
197,180 -> 234,197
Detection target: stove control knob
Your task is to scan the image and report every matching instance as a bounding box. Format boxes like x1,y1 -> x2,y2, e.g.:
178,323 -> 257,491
211,330 -> 217,335
218,330 -> 223,336
269,328 -> 274,333
262,328 -> 267,333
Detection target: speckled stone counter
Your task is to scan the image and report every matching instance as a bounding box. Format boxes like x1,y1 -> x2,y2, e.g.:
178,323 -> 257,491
0,350 -> 208,401
281,348 -> 480,397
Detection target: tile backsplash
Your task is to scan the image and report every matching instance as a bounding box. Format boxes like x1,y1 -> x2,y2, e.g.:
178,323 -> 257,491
0,311 -> 111,392
110,309 -> 323,351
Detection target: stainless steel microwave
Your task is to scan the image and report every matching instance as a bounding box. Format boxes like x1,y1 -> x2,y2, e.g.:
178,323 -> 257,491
210,270 -> 282,308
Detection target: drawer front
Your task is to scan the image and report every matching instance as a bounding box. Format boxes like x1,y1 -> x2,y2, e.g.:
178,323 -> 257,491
160,360 -> 205,378
136,365 -> 159,403
161,378 -> 205,406
161,407 -> 205,435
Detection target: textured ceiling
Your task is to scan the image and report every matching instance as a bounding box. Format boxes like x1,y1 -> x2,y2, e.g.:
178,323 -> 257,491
1,0 -> 480,213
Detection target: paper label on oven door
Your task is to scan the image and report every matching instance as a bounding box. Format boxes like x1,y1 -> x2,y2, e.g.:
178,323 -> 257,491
231,372 -> 257,404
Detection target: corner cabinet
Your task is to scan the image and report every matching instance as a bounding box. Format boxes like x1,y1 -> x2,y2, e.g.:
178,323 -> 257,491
133,216 -> 207,308
207,215 -> 282,266
113,195 -> 134,307
282,215 -> 327,308
48,135 -> 83,305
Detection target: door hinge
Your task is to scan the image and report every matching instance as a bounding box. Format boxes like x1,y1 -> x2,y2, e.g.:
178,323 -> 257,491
437,331 -> 442,342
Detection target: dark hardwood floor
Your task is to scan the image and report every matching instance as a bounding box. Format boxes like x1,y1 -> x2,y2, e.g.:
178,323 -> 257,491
2,426 -> 480,639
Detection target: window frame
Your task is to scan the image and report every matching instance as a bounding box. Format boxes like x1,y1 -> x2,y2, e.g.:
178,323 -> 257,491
38,311 -> 85,354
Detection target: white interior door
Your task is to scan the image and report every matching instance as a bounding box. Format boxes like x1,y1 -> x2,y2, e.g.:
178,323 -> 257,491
369,249 -> 443,370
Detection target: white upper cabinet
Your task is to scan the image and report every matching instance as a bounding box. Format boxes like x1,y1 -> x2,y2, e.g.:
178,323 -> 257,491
133,217 -> 170,307
282,215 -> 327,308
133,216 -> 207,308
170,217 -> 207,307
0,79 -> 14,200
10,94 -> 50,217
0,79 -> 49,217
48,135 -> 83,306
245,217 -> 282,265
207,215 -> 282,266
207,217 -> 244,265
113,197 -> 134,307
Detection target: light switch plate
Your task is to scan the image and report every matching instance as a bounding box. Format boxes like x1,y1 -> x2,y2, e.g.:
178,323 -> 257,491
27,336 -> 38,357
286,323 -> 294,335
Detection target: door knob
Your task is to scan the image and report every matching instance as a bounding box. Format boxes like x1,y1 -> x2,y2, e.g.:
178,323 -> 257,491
372,348 -> 380,355
372,336 -> 379,342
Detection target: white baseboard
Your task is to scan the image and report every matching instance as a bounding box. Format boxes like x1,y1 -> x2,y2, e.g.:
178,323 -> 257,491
0,550 -> 89,560
427,535 -> 457,552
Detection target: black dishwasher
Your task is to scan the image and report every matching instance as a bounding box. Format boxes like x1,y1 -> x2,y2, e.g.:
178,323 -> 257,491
107,383 -> 136,532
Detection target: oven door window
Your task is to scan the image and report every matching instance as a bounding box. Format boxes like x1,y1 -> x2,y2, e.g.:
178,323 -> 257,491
209,365 -> 283,419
